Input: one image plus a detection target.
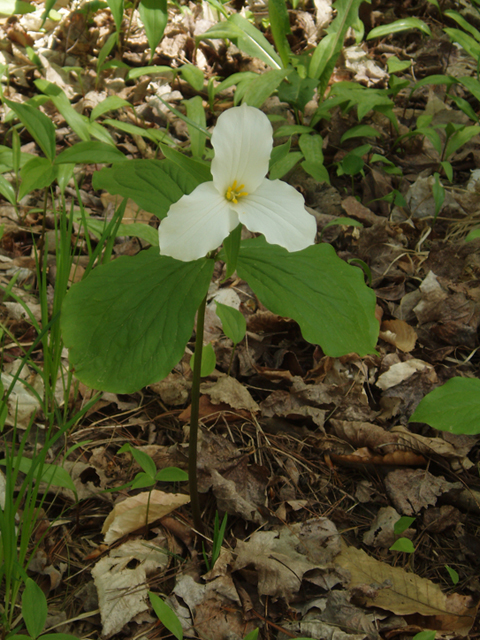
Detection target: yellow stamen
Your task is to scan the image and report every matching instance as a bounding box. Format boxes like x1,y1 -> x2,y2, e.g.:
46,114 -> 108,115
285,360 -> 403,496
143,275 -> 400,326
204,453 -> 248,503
225,179 -> 248,204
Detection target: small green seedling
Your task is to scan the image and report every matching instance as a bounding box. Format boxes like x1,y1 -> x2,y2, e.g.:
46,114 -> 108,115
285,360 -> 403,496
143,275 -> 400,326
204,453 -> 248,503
203,511 -> 228,572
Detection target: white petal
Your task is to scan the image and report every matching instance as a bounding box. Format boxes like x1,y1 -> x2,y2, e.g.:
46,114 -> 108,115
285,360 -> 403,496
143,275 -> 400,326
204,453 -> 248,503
159,182 -> 238,261
211,104 -> 273,196
237,179 -> 317,252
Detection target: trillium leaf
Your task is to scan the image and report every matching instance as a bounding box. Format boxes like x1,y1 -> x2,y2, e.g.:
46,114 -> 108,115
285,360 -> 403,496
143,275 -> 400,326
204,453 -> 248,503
139,0 -> 167,60
409,377 -> 480,435
215,301 -> 246,345
56,141 -> 126,165
235,238 -> 378,356
61,249 -> 214,393
190,343 -> 216,377
92,159 -> 201,219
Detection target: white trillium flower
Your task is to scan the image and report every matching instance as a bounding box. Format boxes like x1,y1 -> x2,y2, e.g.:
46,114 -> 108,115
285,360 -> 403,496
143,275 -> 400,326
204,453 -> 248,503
159,104 -> 317,262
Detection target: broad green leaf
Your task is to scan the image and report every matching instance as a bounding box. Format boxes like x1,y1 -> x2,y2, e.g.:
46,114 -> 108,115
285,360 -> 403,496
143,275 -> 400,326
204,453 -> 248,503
432,172 -> 444,220
149,592 -> 183,640
394,516 -> 415,534
126,65 -> 174,81
340,125 -> 380,143
459,77 -> 480,103
131,472 -> 155,489
389,538 -> 415,553
444,28 -> 480,60
55,141 -> 126,164
412,633 -> 436,640
243,630 -> 259,640
75,216 -> 159,246
19,157 -> 56,200
449,94 -> 479,123
301,160 -> 330,183
269,151 -> 303,179
0,0 -> 33,14
222,223 -> 242,279
299,133 -> 324,163
309,32 -> 337,80
215,301 -> 246,345
242,68 -> 290,108
200,13 -> 282,69
445,565 -> 459,585
190,342 -> 216,377
139,0 -> 167,59
387,56 -> 411,74
179,63 -> 204,91
97,31 -> 118,71
155,467 -> 188,482
269,138 -> 291,168
277,72 -> 317,111
440,161 -> 453,183
409,377 -> 480,435
268,0 -> 291,68
0,457 -> 77,492
5,99 -> 56,161
161,146 -> 211,184
0,174 -> 15,205
214,71 -> 258,97
35,80 -> 91,141
274,124 -> 314,137
368,17 -> 431,39
235,237 -> 378,356
444,9 -> 480,42
444,125 -> 480,159
107,0 -> 123,32
90,96 -> 131,121
184,95 -> 207,158
92,159 -> 201,219
465,228 -> 480,242
118,443 -> 157,476
22,578 -> 47,639
56,162 -> 75,194
414,74 -> 457,90
61,249 -> 214,393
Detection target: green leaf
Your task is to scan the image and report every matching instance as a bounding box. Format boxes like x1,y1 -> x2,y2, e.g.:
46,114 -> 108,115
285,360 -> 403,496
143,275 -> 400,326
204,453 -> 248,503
190,342 -> 216,377
0,0 -> 34,14
368,17 -> 431,39
22,578 -> 47,639
394,516 -> 416,534
268,0 -> 291,68
445,565 -> 459,585
444,28 -> 480,61
298,133 -> 324,163
409,377 -> 480,435
301,160 -> 330,183
19,157 -> 56,200
215,302 -> 246,345
387,56 -> 411,74
126,65 -> 175,81
389,537 -> 415,553
459,77 -> 480,103
61,249 -> 214,393
0,457 -> 77,493
5,99 -> 56,161
90,96 -> 131,121
444,125 -> 480,160
0,174 -> 15,205
269,138 -> 291,168
161,146 -> 212,184
274,124 -> 314,137
277,72 -> 317,111
222,223 -> 242,279
35,80 -> 91,142
155,467 -> 188,482
184,96 -> 207,157
92,159 -> 202,219
235,237 -> 378,356
243,630 -> 259,640
118,443 -> 157,476
340,125 -> 380,143
102,118 -> 173,144
465,228 -> 480,242
149,592 -> 183,640
412,632 -> 436,640
199,13 -> 282,69
131,472 -> 155,489
242,68 -> 290,108
55,141 -> 126,164
269,151 -> 303,179
107,0 -> 123,32
97,31 -> 118,71
179,63 -> 204,91
139,0 -> 167,59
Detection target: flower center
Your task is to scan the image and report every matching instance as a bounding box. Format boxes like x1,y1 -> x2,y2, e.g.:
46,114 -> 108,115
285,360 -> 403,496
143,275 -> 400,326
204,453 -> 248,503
225,180 -> 248,204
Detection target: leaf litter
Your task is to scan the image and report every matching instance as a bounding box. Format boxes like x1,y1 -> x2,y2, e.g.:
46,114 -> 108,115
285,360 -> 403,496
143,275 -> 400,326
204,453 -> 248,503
1,0 -> 480,639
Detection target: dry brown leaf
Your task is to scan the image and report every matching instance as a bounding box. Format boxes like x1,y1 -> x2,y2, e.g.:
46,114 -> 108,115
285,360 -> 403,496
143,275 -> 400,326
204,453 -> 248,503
336,543 -> 476,634
102,490 -> 190,544
376,359 -> 434,390
384,469 -> 462,515
379,319 -> 417,352
201,375 -> 260,413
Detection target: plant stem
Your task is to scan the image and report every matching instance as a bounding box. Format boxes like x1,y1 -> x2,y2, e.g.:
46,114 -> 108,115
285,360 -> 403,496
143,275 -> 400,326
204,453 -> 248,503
189,293 -> 207,534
